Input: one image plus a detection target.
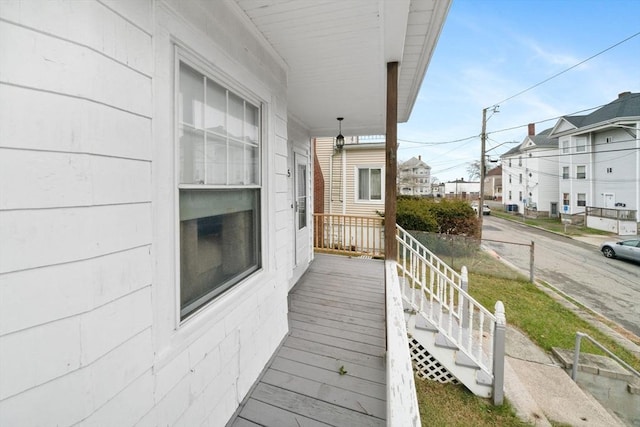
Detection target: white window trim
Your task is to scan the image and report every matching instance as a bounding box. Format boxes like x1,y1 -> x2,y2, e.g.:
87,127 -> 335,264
354,165 -> 385,204
174,47 -> 270,327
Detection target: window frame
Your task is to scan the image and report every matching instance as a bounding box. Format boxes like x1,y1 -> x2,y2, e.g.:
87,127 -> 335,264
577,193 -> 586,207
561,140 -> 569,154
576,165 -> 586,180
562,166 -> 569,179
575,137 -> 587,153
175,55 -> 266,322
355,165 -> 384,203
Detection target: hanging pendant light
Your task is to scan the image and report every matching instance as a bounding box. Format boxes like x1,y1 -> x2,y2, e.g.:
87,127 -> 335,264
335,117 -> 345,151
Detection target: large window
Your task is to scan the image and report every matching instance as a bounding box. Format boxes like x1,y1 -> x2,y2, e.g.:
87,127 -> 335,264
178,61 -> 262,320
358,167 -> 382,201
575,137 -> 586,153
576,165 -> 586,179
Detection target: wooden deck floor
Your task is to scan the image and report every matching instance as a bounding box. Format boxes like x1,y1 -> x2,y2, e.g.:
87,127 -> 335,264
228,254 -> 387,427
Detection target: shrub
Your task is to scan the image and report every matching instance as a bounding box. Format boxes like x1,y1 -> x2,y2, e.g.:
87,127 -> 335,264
397,196 -> 479,238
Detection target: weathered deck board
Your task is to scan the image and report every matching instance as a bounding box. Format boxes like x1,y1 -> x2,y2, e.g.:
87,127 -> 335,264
228,254 -> 386,427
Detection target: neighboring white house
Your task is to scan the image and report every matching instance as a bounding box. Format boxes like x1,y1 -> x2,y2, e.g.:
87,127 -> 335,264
549,91 -> 639,233
501,125 -> 559,216
0,1 -> 450,426
443,179 -> 479,199
484,165 -> 503,200
315,136 -> 386,217
398,155 -> 432,196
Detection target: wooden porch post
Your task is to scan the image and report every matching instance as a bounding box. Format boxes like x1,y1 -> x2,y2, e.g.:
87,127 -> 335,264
385,61 -> 398,260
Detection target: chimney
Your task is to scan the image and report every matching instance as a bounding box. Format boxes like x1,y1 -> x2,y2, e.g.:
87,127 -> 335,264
418,155 -> 421,161
618,91 -> 631,99
528,123 -> 535,136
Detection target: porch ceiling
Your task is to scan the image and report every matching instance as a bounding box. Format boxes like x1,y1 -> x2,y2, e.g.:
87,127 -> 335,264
235,0 -> 451,137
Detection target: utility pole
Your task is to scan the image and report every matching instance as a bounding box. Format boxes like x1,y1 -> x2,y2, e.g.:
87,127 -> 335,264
479,107 -> 487,238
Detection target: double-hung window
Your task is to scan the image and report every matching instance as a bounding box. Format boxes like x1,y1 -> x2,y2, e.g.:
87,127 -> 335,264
358,167 -> 382,201
178,61 -> 262,320
562,166 -> 569,179
576,165 -> 586,179
575,137 -> 586,153
577,193 -> 586,207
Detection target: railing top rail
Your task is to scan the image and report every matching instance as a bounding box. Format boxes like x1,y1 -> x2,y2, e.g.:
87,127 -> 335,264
313,213 -> 383,220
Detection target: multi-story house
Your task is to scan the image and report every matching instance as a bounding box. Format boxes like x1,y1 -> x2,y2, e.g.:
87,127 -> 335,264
398,155 -> 432,196
315,136 -> 386,217
501,125 -> 559,215
550,91 -> 639,232
484,165 -> 503,200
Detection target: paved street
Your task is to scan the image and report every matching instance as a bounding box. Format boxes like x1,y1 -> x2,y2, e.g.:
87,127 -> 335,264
481,216 -> 640,338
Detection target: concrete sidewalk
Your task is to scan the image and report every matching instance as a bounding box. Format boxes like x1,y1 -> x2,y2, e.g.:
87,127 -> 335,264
504,326 -> 626,426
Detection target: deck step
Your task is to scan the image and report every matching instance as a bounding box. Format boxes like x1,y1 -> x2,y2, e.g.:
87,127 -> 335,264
415,315 -> 438,332
456,351 -> 480,369
435,333 -> 459,350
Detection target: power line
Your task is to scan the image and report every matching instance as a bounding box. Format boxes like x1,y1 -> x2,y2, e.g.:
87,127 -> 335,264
491,30 -> 640,107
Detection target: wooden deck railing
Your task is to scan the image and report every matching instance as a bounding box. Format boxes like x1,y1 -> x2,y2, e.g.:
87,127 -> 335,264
313,213 -> 384,257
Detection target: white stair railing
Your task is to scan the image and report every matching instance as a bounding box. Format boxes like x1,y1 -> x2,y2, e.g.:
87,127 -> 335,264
396,225 -> 500,379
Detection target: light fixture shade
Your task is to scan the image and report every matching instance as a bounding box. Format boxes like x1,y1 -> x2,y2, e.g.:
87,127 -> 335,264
335,117 -> 344,151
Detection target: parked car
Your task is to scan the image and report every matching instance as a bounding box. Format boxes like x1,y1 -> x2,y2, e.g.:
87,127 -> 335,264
471,203 -> 491,215
599,239 -> 640,262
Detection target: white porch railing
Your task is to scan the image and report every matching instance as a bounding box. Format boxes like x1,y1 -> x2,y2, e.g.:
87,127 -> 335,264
396,225 -> 504,392
385,260 -> 420,427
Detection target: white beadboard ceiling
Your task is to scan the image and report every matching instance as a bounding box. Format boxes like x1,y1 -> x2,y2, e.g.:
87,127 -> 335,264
234,0 -> 450,137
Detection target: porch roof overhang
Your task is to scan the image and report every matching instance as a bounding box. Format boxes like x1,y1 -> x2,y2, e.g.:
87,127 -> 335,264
234,0 -> 451,137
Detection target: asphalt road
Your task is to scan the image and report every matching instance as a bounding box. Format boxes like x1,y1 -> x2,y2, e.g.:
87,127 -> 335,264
481,215 -> 640,338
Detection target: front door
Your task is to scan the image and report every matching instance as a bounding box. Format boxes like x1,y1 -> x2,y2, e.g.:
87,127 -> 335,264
604,193 -> 615,208
294,153 -> 309,269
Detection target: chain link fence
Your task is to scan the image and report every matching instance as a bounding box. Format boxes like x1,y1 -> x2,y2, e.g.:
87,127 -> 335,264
407,230 -> 532,281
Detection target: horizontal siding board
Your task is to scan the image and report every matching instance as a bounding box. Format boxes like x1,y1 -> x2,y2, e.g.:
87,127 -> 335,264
80,286 -> 153,364
0,316 -> 82,400
0,364 -> 91,426
0,149 -> 150,210
0,246 -> 151,335
82,369 -> 154,427
0,0 -> 152,75
0,85 -> 151,160
0,21 -> 151,117
0,203 -> 152,273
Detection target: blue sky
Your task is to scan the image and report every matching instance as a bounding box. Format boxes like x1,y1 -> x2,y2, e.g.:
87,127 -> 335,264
398,0 -> 640,183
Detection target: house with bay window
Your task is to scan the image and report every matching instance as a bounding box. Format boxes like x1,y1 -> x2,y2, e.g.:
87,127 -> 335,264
0,1 -> 450,426
549,91 -> 639,233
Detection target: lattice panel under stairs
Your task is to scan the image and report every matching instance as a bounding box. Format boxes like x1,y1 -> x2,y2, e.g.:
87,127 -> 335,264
409,337 -> 459,384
